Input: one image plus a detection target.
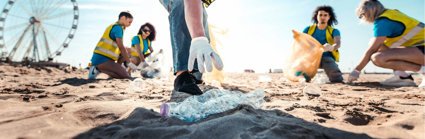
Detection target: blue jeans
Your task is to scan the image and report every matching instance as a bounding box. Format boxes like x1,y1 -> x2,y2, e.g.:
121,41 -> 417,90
320,52 -> 343,82
160,0 -> 210,74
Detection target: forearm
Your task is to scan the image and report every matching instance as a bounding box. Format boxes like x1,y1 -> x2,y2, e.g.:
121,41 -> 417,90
184,0 -> 205,38
136,45 -> 145,62
138,54 -> 145,63
354,37 -> 386,71
354,51 -> 373,71
116,38 -> 130,63
149,46 -> 154,52
333,36 -> 341,50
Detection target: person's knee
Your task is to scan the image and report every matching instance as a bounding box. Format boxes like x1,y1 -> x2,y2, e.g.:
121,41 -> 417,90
321,56 -> 335,64
371,52 -> 386,67
328,70 -> 343,82
118,72 -> 130,79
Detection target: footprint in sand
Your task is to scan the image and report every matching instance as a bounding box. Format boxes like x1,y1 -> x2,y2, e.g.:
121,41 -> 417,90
343,110 -> 374,126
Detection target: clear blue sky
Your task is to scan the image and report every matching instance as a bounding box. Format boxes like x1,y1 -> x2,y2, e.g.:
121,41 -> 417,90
1,0 -> 424,73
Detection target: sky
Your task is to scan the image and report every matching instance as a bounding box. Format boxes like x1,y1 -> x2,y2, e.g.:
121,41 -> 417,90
1,0 -> 424,73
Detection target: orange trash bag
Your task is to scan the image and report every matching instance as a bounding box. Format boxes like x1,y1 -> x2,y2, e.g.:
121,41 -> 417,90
284,30 -> 324,82
204,24 -> 228,84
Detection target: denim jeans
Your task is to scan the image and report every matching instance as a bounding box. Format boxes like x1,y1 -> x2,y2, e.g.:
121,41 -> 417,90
320,52 -> 343,82
159,0 -> 210,73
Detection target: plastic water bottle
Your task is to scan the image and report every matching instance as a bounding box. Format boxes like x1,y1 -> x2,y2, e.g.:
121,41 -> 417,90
312,72 -> 328,84
303,84 -> 321,97
130,78 -> 144,92
160,89 -> 265,122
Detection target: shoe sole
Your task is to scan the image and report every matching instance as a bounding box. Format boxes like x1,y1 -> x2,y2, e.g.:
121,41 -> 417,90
380,82 -> 417,87
88,67 -> 99,79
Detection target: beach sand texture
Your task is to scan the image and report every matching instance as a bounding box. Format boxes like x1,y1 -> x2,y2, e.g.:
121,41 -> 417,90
0,63 -> 423,138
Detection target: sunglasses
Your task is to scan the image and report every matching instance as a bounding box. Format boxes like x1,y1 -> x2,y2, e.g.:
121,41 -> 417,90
143,29 -> 151,33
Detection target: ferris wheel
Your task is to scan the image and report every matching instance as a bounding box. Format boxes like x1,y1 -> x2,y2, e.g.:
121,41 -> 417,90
0,0 -> 79,62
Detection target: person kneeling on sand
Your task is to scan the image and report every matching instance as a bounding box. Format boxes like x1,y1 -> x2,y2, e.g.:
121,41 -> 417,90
348,0 -> 425,88
127,23 -> 157,69
88,11 -> 137,79
159,0 -> 223,95
303,5 -> 343,83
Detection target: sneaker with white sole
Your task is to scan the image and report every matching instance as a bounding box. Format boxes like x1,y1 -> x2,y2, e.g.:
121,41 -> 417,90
380,75 -> 416,87
88,65 -> 100,79
419,73 -> 425,88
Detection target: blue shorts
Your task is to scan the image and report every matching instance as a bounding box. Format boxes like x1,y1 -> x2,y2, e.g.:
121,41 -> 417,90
91,53 -> 113,66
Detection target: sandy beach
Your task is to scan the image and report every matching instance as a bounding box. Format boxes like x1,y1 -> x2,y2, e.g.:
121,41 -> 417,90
0,63 -> 423,138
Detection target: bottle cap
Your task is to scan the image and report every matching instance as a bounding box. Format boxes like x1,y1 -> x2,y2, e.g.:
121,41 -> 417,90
160,103 -> 169,116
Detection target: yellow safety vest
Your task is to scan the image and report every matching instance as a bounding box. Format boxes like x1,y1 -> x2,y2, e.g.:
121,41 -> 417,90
202,0 -> 215,7
377,9 -> 425,48
93,23 -> 124,61
307,24 -> 340,62
130,35 -> 151,57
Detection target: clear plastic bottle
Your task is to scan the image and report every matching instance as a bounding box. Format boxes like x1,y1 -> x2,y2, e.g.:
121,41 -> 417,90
312,72 -> 328,84
130,78 -> 144,92
160,89 -> 265,122
303,84 -> 322,97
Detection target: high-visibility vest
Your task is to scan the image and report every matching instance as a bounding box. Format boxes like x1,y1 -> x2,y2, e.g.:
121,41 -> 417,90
130,35 -> 151,57
93,23 -> 123,61
202,0 -> 215,7
377,9 -> 424,48
307,24 -> 340,62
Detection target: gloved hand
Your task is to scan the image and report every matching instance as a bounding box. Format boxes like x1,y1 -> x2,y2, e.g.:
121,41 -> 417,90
128,62 -> 137,70
323,43 -> 334,52
188,37 -> 223,73
348,69 -> 360,82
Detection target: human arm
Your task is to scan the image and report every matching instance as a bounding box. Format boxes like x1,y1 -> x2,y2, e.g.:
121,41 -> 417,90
184,0 -> 223,73
332,36 -> 341,51
135,44 -> 145,63
348,36 -> 386,82
148,45 -> 154,53
184,0 -> 205,38
354,36 -> 386,71
116,38 -> 131,64
136,44 -> 149,68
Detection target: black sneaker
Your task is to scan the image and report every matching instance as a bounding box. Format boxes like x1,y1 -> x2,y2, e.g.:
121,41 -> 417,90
191,71 -> 204,84
174,71 -> 203,95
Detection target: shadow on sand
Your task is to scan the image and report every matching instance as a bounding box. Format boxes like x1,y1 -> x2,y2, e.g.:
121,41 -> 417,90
74,105 -> 372,139
349,82 -> 406,90
52,78 -> 107,86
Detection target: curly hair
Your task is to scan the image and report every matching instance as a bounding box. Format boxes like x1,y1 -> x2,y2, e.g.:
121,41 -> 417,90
311,6 -> 338,26
138,23 -> 156,41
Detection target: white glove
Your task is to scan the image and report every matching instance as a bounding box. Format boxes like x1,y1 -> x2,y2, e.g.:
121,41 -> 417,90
128,62 -> 137,70
188,37 -> 223,73
323,43 -> 334,52
348,69 -> 360,82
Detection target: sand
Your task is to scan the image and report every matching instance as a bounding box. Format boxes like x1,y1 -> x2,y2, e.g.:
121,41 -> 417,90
0,63 -> 423,138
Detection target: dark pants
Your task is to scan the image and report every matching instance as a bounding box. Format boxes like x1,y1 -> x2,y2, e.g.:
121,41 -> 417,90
320,52 -> 343,82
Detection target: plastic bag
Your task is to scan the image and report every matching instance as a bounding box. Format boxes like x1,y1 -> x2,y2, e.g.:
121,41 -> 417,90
140,49 -> 166,78
284,30 -> 324,82
204,24 -> 227,83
